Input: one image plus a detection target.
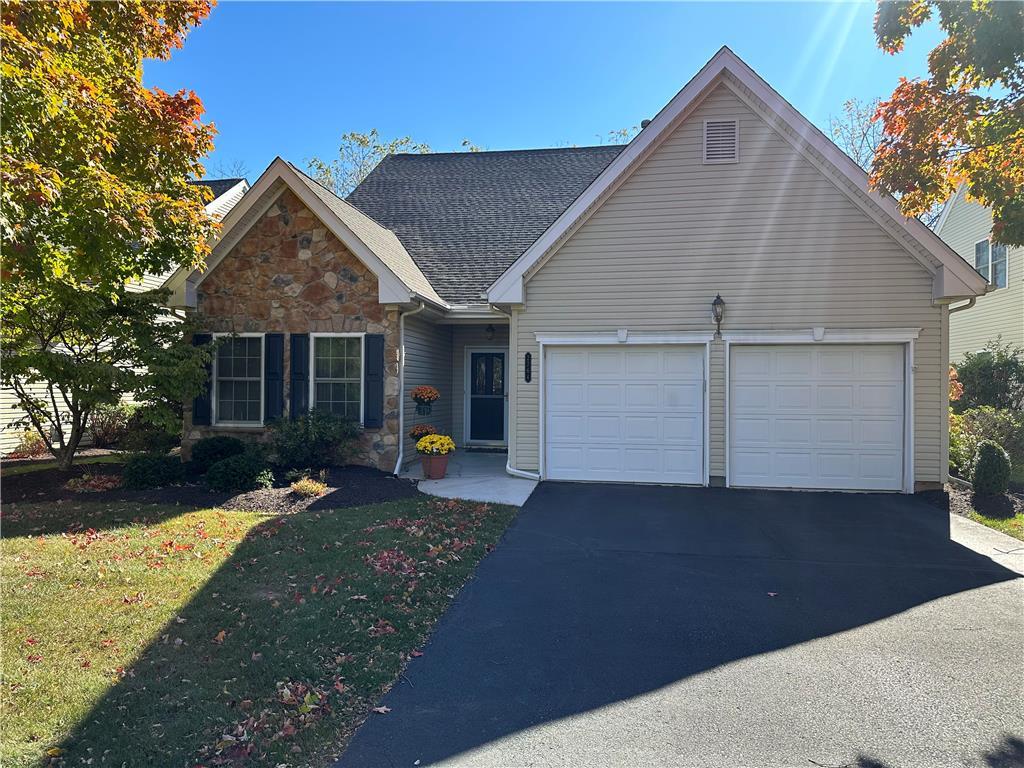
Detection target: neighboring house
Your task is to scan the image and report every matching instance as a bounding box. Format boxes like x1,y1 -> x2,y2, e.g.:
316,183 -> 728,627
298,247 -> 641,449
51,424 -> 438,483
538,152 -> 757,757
0,178 -> 249,454
934,184 -> 1023,362
165,48 -> 986,493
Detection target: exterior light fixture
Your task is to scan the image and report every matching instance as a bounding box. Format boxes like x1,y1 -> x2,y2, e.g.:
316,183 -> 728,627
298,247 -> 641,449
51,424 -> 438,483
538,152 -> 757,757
711,294 -> 725,338
485,323 -> 495,341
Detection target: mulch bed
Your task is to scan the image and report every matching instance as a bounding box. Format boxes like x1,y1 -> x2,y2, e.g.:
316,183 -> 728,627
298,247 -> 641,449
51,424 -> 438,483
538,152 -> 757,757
921,485 -> 1024,519
1,461 -> 420,514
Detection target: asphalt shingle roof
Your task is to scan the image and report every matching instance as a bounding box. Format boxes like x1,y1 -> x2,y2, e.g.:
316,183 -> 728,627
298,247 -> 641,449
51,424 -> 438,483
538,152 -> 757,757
192,178 -> 246,199
346,146 -> 625,304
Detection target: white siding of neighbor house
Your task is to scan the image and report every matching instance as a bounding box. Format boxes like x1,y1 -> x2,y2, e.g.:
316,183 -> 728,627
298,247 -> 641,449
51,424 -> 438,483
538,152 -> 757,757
510,83 -> 946,488
402,315 -> 453,465
452,324 -> 510,447
940,186 -> 1024,362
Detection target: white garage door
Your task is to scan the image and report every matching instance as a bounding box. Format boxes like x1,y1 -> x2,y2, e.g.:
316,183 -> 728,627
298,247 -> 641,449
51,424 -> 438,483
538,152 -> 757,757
545,346 -> 704,484
729,345 -> 905,491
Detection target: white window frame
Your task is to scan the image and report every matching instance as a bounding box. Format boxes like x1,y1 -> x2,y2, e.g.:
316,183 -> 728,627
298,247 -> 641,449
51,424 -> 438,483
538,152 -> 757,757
212,332 -> 265,427
975,237 -> 1008,289
309,332 -> 365,426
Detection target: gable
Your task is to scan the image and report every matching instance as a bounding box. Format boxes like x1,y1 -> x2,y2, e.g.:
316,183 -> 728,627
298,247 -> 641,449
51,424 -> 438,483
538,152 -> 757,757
487,48 -> 987,304
936,185 -> 996,264
524,83 -> 939,318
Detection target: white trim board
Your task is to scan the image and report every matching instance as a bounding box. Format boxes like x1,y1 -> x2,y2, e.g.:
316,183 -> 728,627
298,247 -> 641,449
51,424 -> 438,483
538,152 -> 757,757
722,329 -> 916,494
536,331 -> 716,345
487,47 -> 987,305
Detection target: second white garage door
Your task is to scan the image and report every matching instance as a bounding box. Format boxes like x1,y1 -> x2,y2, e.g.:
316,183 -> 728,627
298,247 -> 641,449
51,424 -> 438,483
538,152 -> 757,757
545,345 -> 704,484
729,344 -> 905,491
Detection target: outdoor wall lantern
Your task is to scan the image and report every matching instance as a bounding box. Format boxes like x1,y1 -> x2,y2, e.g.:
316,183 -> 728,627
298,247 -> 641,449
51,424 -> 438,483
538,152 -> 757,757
524,352 -> 532,382
485,323 -> 496,341
711,293 -> 725,338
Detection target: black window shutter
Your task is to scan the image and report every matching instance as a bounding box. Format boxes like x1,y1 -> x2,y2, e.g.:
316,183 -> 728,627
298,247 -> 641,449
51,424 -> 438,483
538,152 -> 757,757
289,333 -> 309,418
264,333 -> 284,422
363,334 -> 385,429
191,333 -> 213,426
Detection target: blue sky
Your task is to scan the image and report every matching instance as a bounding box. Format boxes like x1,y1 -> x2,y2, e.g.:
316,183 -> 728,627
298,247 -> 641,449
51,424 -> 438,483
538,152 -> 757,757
144,1 -> 944,181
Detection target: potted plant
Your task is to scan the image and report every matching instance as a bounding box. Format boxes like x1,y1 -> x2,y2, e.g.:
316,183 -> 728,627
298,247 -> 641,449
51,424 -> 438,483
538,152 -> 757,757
410,385 -> 440,415
409,423 -> 437,441
416,434 -> 456,479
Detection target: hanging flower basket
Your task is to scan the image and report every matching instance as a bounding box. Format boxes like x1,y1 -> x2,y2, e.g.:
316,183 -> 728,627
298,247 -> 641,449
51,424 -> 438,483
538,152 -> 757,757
410,385 -> 440,415
408,423 -> 437,441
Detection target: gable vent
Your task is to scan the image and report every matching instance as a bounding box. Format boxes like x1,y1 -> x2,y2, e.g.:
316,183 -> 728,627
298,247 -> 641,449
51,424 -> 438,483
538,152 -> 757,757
703,119 -> 739,164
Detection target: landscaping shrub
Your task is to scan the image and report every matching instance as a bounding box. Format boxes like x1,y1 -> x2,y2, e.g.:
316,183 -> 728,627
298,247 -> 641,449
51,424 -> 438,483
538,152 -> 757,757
88,403 -> 133,448
206,451 -> 274,493
123,454 -> 185,490
190,435 -> 247,472
949,406 -> 1024,478
5,429 -> 49,459
119,408 -> 179,455
953,340 -> 1024,412
290,475 -> 329,498
972,441 -> 1012,495
267,409 -> 360,469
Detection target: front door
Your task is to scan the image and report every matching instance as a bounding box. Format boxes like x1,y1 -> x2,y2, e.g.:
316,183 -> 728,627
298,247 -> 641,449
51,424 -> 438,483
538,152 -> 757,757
469,351 -> 506,443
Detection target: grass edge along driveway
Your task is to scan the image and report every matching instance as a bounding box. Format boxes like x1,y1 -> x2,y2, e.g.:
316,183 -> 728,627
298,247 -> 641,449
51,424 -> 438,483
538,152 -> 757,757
1,495 -> 517,767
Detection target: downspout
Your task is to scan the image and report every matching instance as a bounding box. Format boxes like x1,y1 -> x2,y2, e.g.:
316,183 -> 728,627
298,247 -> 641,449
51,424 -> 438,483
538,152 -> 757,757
489,304 -> 542,482
947,297 -> 976,315
392,300 -> 427,476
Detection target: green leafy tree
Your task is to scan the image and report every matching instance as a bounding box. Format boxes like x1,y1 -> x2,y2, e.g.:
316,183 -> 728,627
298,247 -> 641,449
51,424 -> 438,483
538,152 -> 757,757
871,0 -> 1024,245
1,0 -> 217,468
307,130 -> 432,197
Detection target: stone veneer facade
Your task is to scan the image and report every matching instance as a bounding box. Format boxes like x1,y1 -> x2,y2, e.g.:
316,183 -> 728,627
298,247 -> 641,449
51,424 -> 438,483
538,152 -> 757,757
184,189 -> 401,470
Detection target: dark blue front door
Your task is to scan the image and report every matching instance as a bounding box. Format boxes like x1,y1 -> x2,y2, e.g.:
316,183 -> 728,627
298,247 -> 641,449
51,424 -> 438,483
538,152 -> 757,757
469,352 -> 505,442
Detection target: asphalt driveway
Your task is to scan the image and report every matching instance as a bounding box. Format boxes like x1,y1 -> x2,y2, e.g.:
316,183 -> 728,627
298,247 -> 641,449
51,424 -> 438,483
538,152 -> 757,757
338,484 -> 1024,768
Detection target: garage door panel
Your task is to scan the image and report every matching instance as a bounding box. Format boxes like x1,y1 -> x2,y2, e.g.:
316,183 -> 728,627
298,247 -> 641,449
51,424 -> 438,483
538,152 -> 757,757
546,346 -> 704,484
730,344 -> 904,491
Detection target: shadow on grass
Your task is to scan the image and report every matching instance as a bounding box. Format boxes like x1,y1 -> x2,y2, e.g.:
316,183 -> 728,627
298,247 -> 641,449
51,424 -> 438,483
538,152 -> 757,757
49,497 -> 514,767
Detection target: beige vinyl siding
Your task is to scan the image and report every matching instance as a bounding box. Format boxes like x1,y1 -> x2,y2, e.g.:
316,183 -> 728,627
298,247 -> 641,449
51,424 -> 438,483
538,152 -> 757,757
452,325 -> 510,446
940,187 -> 1024,361
511,83 -> 946,487
402,315 -> 453,464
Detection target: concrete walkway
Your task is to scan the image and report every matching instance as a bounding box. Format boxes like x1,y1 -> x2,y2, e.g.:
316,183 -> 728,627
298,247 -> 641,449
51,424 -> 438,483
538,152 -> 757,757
338,484 -> 1024,768
402,451 -> 537,506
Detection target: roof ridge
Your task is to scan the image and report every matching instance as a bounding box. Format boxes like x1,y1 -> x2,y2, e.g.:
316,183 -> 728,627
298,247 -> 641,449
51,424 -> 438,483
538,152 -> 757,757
287,161 -> 398,233
390,144 -> 627,158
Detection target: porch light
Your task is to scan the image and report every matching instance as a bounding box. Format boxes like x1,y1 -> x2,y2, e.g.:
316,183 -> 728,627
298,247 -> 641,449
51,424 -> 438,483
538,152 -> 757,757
486,323 -> 495,341
712,294 -> 725,338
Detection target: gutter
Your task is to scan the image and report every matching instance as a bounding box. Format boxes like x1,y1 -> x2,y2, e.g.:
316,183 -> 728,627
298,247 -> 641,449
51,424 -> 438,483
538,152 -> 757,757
948,297 -> 976,315
392,300 -> 427,476
489,304 -> 542,482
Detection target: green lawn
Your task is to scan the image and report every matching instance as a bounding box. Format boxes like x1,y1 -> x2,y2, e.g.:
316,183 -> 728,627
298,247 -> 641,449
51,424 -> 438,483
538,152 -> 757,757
1,454 -> 124,477
967,507 -> 1024,541
1,496 -> 517,767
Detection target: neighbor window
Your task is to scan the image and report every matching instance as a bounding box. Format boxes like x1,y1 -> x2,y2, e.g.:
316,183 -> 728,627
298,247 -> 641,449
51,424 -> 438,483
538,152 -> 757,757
312,334 -> 362,421
214,335 -> 263,424
975,238 -> 1008,289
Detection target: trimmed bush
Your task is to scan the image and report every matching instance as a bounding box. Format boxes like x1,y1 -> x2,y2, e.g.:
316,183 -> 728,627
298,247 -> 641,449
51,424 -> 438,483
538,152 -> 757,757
948,406 -> 1024,478
267,409 -> 360,470
190,435 -> 247,472
205,451 -> 274,493
123,454 -> 185,490
972,441 -> 1012,495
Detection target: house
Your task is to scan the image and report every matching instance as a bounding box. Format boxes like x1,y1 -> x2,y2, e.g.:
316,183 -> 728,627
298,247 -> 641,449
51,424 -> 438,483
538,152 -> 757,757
165,48 -> 987,493
934,185 -> 1023,362
0,177 -> 249,454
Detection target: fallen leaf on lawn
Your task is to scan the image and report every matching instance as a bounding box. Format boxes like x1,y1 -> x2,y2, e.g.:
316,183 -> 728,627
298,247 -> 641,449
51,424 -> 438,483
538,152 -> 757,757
26,654 -> 42,663
46,747 -> 64,757
767,592 -> 778,597
251,651 -> 263,662
410,650 -> 424,658
371,706 -> 391,714
349,594 -> 368,601
213,630 -> 227,644
334,680 -> 347,694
